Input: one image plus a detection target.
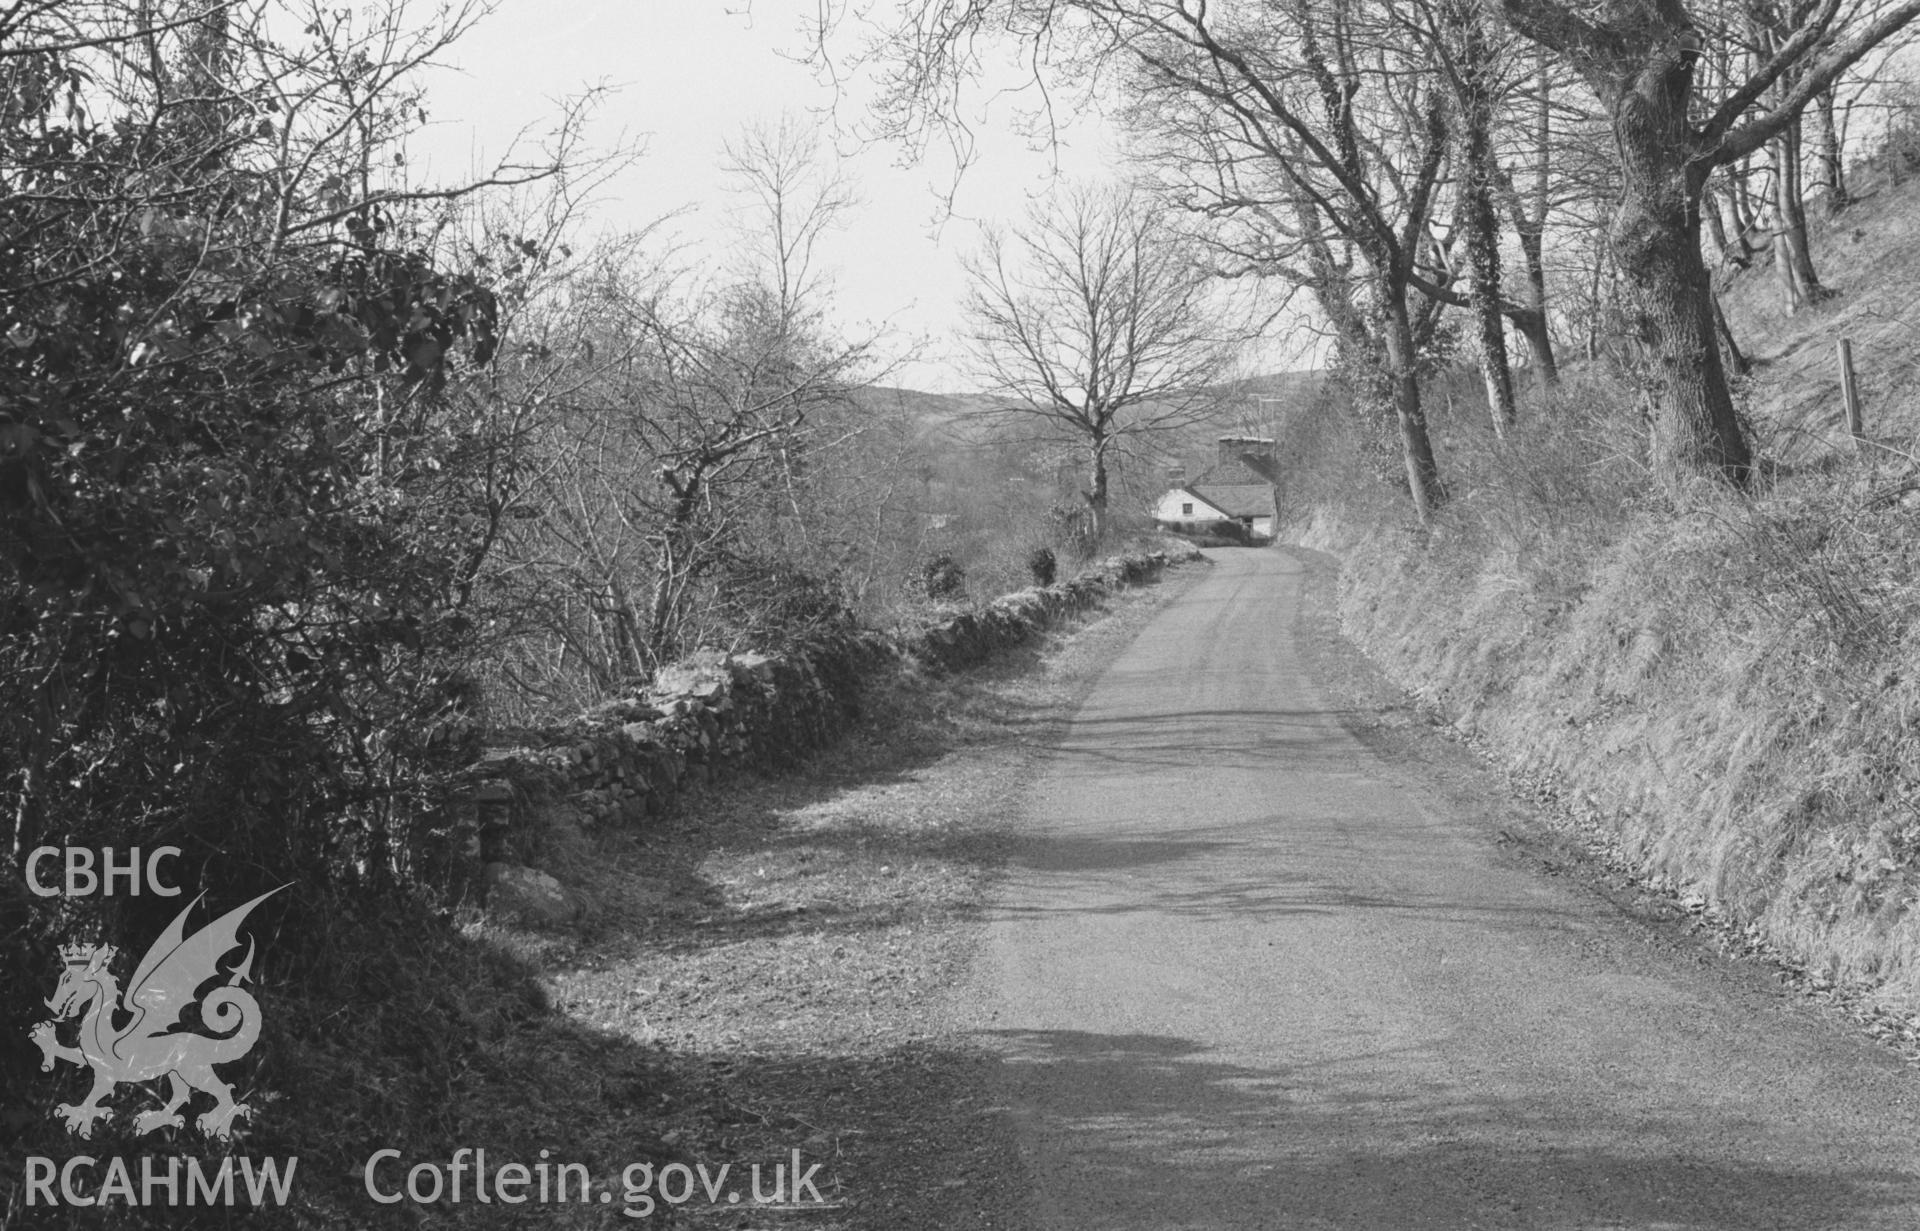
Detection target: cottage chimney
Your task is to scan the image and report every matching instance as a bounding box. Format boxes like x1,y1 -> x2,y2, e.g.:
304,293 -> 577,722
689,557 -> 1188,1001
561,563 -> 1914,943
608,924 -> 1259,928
1217,435 -> 1276,465
1166,462 -> 1187,489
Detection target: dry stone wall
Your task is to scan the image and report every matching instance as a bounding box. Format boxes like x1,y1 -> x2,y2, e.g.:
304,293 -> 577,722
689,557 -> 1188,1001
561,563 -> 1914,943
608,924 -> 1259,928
458,549 -> 1190,918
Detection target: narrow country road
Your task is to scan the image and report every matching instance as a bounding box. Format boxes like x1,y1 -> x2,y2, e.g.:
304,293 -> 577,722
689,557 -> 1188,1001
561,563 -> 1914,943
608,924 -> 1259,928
969,547 -> 1920,1230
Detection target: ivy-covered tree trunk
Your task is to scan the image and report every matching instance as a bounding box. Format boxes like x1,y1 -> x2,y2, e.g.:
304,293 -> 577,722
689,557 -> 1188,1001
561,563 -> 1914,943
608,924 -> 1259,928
1496,54 -> 1560,402
1500,4 -> 1757,487
1612,94 -> 1753,486
1379,286 -> 1447,520
1460,136 -> 1516,432
1444,0 -> 1517,433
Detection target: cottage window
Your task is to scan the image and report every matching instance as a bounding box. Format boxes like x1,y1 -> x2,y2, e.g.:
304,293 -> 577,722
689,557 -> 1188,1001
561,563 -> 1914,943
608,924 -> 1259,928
1181,502 -> 1193,515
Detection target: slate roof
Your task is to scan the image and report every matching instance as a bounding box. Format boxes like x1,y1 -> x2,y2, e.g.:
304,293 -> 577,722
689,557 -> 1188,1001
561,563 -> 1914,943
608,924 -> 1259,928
1175,449 -> 1278,519
1184,483 -> 1275,519
1199,453 -> 1280,486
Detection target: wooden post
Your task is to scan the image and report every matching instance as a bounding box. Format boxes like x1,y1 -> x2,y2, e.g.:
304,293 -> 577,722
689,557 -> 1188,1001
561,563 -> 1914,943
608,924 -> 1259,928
1839,337 -> 1865,447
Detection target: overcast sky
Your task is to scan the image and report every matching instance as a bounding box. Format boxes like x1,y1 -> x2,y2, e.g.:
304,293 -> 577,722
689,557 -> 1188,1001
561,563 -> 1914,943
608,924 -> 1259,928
410,0 -> 1126,392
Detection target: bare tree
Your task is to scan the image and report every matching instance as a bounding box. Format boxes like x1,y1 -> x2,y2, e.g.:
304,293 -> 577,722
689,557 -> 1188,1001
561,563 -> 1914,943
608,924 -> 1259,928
1397,0 -> 1527,433
1806,36 -> 1920,204
1497,0 -> 1920,488
499,118 -> 879,687
1115,0 -> 1457,520
720,112 -> 857,324
1492,46 -> 1585,399
959,181 -> 1245,540
846,0 -> 1598,520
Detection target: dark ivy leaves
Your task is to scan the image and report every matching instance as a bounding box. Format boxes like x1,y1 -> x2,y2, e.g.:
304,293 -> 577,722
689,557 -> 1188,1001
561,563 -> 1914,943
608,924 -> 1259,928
0,31 -> 518,864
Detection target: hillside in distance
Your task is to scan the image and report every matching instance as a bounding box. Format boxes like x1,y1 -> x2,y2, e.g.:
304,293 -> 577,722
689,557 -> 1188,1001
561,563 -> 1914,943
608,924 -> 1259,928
850,385 -> 997,439
853,370 -> 1327,487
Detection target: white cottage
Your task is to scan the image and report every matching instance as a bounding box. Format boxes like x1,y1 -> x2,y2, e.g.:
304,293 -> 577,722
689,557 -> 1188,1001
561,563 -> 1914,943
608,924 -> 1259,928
1153,437 -> 1280,539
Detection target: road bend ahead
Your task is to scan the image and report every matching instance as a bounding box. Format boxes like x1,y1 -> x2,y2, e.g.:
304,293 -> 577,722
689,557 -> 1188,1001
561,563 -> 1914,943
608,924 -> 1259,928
970,547 -> 1920,1230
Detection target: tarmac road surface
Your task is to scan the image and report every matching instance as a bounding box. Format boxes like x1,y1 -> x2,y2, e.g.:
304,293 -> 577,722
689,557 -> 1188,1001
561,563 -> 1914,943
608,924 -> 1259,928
970,546 -> 1920,1230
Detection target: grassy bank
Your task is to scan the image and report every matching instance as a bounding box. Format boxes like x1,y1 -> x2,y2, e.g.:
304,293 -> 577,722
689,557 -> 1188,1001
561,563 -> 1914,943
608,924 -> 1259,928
1285,365 -> 1920,1024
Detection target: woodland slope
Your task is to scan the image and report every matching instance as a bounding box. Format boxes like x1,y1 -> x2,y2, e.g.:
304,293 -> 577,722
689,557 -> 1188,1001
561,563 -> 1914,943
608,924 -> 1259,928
1290,169 -> 1920,1031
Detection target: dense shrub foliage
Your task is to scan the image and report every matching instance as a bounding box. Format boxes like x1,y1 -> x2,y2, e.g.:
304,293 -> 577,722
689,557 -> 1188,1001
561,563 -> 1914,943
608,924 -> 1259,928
0,10 -> 558,1166
0,7 -> 540,920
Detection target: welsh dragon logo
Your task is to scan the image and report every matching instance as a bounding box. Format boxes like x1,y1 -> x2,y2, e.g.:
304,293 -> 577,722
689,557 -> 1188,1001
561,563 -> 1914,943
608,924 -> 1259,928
29,886 -> 287,1141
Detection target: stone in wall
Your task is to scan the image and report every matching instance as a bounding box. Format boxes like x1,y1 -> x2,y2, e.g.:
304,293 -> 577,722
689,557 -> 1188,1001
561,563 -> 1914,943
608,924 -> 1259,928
482,862 -> 581,926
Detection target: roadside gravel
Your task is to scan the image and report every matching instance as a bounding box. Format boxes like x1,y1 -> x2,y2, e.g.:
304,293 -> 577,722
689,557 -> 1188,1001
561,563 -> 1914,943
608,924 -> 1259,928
490,564 -> 1205,1229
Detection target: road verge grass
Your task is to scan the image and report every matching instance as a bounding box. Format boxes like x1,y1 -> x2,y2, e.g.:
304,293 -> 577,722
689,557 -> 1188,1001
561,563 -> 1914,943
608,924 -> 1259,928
1284,374 -> 1920,1034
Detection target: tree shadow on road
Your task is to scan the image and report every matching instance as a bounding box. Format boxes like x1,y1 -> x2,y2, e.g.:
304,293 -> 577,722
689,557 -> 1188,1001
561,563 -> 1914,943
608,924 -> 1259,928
1039,706 -> 1370,773
985,807 -> 1593,929
974,1027 -> 1920,1230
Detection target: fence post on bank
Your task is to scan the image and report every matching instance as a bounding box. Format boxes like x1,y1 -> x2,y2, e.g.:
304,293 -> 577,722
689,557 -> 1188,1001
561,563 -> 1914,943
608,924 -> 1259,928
1839,337 -> 1865,448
